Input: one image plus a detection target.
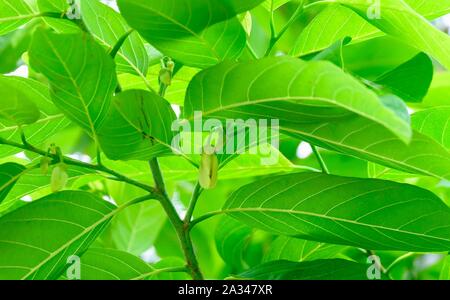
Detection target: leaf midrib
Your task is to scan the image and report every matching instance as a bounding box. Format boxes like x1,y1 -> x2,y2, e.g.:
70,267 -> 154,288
223,207 -> 450,246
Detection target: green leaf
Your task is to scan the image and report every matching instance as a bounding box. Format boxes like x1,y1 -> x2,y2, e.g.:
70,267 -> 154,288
0,26 -> 32,73
285,117 -> 450,180
440,255 -> 450,280
224,173 -> 450,252
29,27 -> 117,144
264,236 -> 348,262
101,183 -> 166,256
0,76 -> 70,159
0,165 -> 97,214
233,259 -> 383,280
343,36 -> 419,80
0,75 -> 40,125
0,191 -> 116,279
0,0 -> 36,36
411,107 -> 450,149
185,56 -> 411,143
117,0 -> 251,68
421,72 -> 450,108
71,248 -> 154,280
262,0 -> 292,11
291,4 -> 379,57
37,0 -> 67,13
379,94 -> 410,125
403,0 -> 450,19
118,65 -> 201,106
79,0 -> 149,76
0,162 -> 26,204
334,0 -> 450,70
215,217 -> 253,270
98,89 -> 176,161
292,0 -> 450,57
375,53 -> 433,103
367,108 -> 450,181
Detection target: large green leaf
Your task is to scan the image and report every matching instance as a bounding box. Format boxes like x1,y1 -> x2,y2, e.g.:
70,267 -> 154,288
292,0 -> 450,57
0,75 -> 40,125
98,89 -> 176,161
233,259 -> 383,280
334,0 -> 450,70
79,0 -> 149,76
224,173 -> 450,252
284,116 -> 450,180
185,56 -> 411,143
117,0 -> 253,68
0,76 -> 70,158
29,28 -> 117,144
0,0 -> 37,36
0,191 -> 116,280
264,236 -> 348,262
71,248 -> 154,280
0,163 -> 26,204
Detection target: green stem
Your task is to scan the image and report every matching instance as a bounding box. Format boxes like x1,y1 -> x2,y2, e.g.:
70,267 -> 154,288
311,145 -> 329,174
184,183 -> 203,223
264,1 -> 304,56
146,75 -> 203,280
385,252 -> 415,274
0,137 -> 156,195
189,210 -> 224,230
149,159 -> 204,280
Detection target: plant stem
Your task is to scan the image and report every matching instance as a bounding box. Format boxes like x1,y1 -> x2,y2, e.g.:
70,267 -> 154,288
148,66 -> 204,280
311,145 -> 329,174
149,159 -> 204,280
189,210 -> 225,229
385,252 -> 415,274
0,137 -> 156,195
264,1 -> 304,56
184,183 -> 203,223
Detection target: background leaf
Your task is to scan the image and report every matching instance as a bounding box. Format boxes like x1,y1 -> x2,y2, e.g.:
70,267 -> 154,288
0,191 -> 116,279
224,173 -> 450,252
29,28 -> 117,144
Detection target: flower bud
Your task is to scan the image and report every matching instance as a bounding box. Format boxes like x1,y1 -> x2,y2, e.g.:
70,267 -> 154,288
159,68 -> 172,86
198,152 -> 219,189
40,157 -> 51,175
51,164 -> 68,192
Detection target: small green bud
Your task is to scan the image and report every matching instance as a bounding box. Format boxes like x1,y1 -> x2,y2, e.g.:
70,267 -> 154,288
51,163 -> 68,192
198,152 -> 219,190
40,157 -> 51,175
159,68 -> 172,86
